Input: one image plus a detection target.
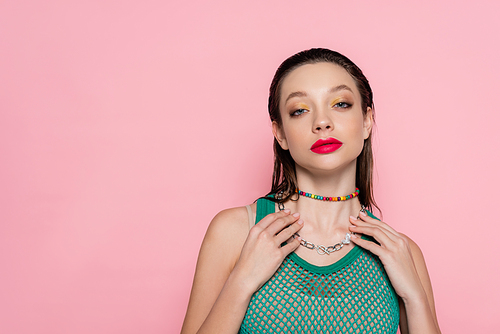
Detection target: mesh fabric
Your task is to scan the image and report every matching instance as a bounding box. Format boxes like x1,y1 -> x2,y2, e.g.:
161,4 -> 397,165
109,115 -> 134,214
239,198 -> 399,333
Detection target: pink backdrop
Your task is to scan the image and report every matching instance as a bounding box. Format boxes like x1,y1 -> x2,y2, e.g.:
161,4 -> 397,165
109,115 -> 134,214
1,1 -> 499,333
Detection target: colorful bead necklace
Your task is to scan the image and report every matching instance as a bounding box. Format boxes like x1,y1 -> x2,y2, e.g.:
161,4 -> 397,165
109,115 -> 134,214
296,188 -> 359,202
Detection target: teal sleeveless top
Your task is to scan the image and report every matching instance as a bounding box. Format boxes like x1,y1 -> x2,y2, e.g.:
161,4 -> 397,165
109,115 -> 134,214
239,197 -> 399,334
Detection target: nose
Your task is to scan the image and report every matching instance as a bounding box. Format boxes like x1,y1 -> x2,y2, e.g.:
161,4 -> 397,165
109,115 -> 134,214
313,109 -> 333,133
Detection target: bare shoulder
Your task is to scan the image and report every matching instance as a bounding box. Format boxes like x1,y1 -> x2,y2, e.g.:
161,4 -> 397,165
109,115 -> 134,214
204,205 -> 254,251
398,233 -> 429,275
399,233 -> 426,263
207,205 -> 253,234
197,204 -> 256,275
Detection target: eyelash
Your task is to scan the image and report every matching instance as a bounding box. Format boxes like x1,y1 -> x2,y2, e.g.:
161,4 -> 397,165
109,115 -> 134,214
333,102 -> 352,109
290,109 -> 308,117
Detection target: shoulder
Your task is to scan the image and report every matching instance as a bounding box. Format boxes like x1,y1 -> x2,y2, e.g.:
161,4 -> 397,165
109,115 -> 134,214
201,205 -> 256,268
399,233 -> 426,262
206,205 -> 254,240
210,204 -> 254,226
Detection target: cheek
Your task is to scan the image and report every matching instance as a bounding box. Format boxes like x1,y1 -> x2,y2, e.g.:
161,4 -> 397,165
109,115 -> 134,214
342,114 -> 365,135
282,127 -> 299,150
281,124 -> 308,159
343,117 -> 367,153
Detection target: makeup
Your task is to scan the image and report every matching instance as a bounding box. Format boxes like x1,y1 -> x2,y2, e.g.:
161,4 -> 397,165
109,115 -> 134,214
290,103 -> 310,117
310,137 -> 343,154
330,96 -> 351,109
330,97 -> 342,107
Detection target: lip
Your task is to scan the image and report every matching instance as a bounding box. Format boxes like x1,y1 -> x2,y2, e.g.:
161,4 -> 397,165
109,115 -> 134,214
310,137 -> 343,154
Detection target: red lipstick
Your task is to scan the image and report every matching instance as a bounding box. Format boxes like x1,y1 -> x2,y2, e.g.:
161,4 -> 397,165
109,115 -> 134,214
310,138 -> 343,154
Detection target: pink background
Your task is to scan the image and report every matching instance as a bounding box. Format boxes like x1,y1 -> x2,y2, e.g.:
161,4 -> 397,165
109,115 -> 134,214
1,1 -> 499,333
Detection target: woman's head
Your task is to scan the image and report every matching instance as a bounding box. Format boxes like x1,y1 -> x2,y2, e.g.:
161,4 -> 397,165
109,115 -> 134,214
267,48 -> 377,211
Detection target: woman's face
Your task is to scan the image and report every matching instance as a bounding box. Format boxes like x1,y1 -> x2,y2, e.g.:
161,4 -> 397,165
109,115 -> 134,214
273,62 -> 373,174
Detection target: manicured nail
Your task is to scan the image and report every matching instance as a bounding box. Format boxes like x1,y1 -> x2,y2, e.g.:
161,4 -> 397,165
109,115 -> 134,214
351,233 -> 358,239
349,215 -> 357,221
359,211 -> 367,217
283,209 -> 291,214
297,219 -> 304,225
292,212 -> 300,218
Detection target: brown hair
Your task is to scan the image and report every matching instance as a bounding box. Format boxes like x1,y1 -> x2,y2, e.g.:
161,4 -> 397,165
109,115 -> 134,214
265,48 -> 378,212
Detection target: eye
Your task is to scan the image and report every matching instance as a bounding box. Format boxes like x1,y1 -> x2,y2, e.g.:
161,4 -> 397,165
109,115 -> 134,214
291,108 -> 308,116
333,102 -> 352,109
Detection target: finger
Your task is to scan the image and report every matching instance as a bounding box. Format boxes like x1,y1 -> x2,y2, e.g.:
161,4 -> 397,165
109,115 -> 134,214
358,211 -> 399,235
267,212 -> 300,236
279,235 -> 301,255
350,214 -> 400,239
349,224 -> 395,247
256,209 -> 292,229
275,219 -> 304,244
349,217 -> 399,243
349,234 -> 387,257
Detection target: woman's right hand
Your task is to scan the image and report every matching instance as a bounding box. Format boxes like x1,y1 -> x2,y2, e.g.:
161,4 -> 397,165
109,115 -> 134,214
230,209 -> 304,294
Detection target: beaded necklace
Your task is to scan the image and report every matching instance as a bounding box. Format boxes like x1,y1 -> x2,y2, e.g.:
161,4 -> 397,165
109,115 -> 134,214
296,187 -> 359,202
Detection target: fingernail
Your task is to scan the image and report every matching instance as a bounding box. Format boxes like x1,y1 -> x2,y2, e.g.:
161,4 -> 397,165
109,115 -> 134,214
359,211 -> 367,217
292,212 -> 300,218
351,233 -> 358,239
297,219 -> 304,225
349,215 -> 357,221
284,209 -> 291,214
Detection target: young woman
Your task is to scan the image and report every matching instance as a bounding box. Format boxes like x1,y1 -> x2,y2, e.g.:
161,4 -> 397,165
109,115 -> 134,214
181,48 -> 440,334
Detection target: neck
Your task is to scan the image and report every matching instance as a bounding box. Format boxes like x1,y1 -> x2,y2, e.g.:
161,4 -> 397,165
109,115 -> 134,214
294,159 -> 357,196
284,161 -> 362,233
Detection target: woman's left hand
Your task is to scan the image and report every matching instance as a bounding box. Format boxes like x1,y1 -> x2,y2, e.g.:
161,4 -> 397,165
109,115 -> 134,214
348,212 -> 426,302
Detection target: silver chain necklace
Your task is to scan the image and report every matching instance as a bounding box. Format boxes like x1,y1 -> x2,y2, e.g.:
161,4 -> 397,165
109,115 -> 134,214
278,201 -> 366,256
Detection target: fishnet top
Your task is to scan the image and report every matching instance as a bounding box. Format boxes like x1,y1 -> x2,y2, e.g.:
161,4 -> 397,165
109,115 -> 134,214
239,198 -> 399,334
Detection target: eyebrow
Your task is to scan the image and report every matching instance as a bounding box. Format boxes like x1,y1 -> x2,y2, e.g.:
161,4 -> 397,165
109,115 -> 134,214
284,85 -> 354,103
284,91 -> 307,103
329,84 -> 353,94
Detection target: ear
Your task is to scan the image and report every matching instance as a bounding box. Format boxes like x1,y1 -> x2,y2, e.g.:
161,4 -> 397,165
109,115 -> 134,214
272,121 -> 289,150
363,107 -> 374,139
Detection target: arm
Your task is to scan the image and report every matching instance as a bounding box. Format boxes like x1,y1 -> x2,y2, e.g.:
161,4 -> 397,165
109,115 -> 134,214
348,212 -> 441,334
180,208 -> 249,334
181,206 -> 303,334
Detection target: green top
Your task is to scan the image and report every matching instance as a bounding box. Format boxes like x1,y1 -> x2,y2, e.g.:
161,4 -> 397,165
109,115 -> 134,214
239,197 -> 399,334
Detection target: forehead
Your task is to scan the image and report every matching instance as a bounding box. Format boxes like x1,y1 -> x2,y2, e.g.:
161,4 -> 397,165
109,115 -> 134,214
280,62 -> 360,103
